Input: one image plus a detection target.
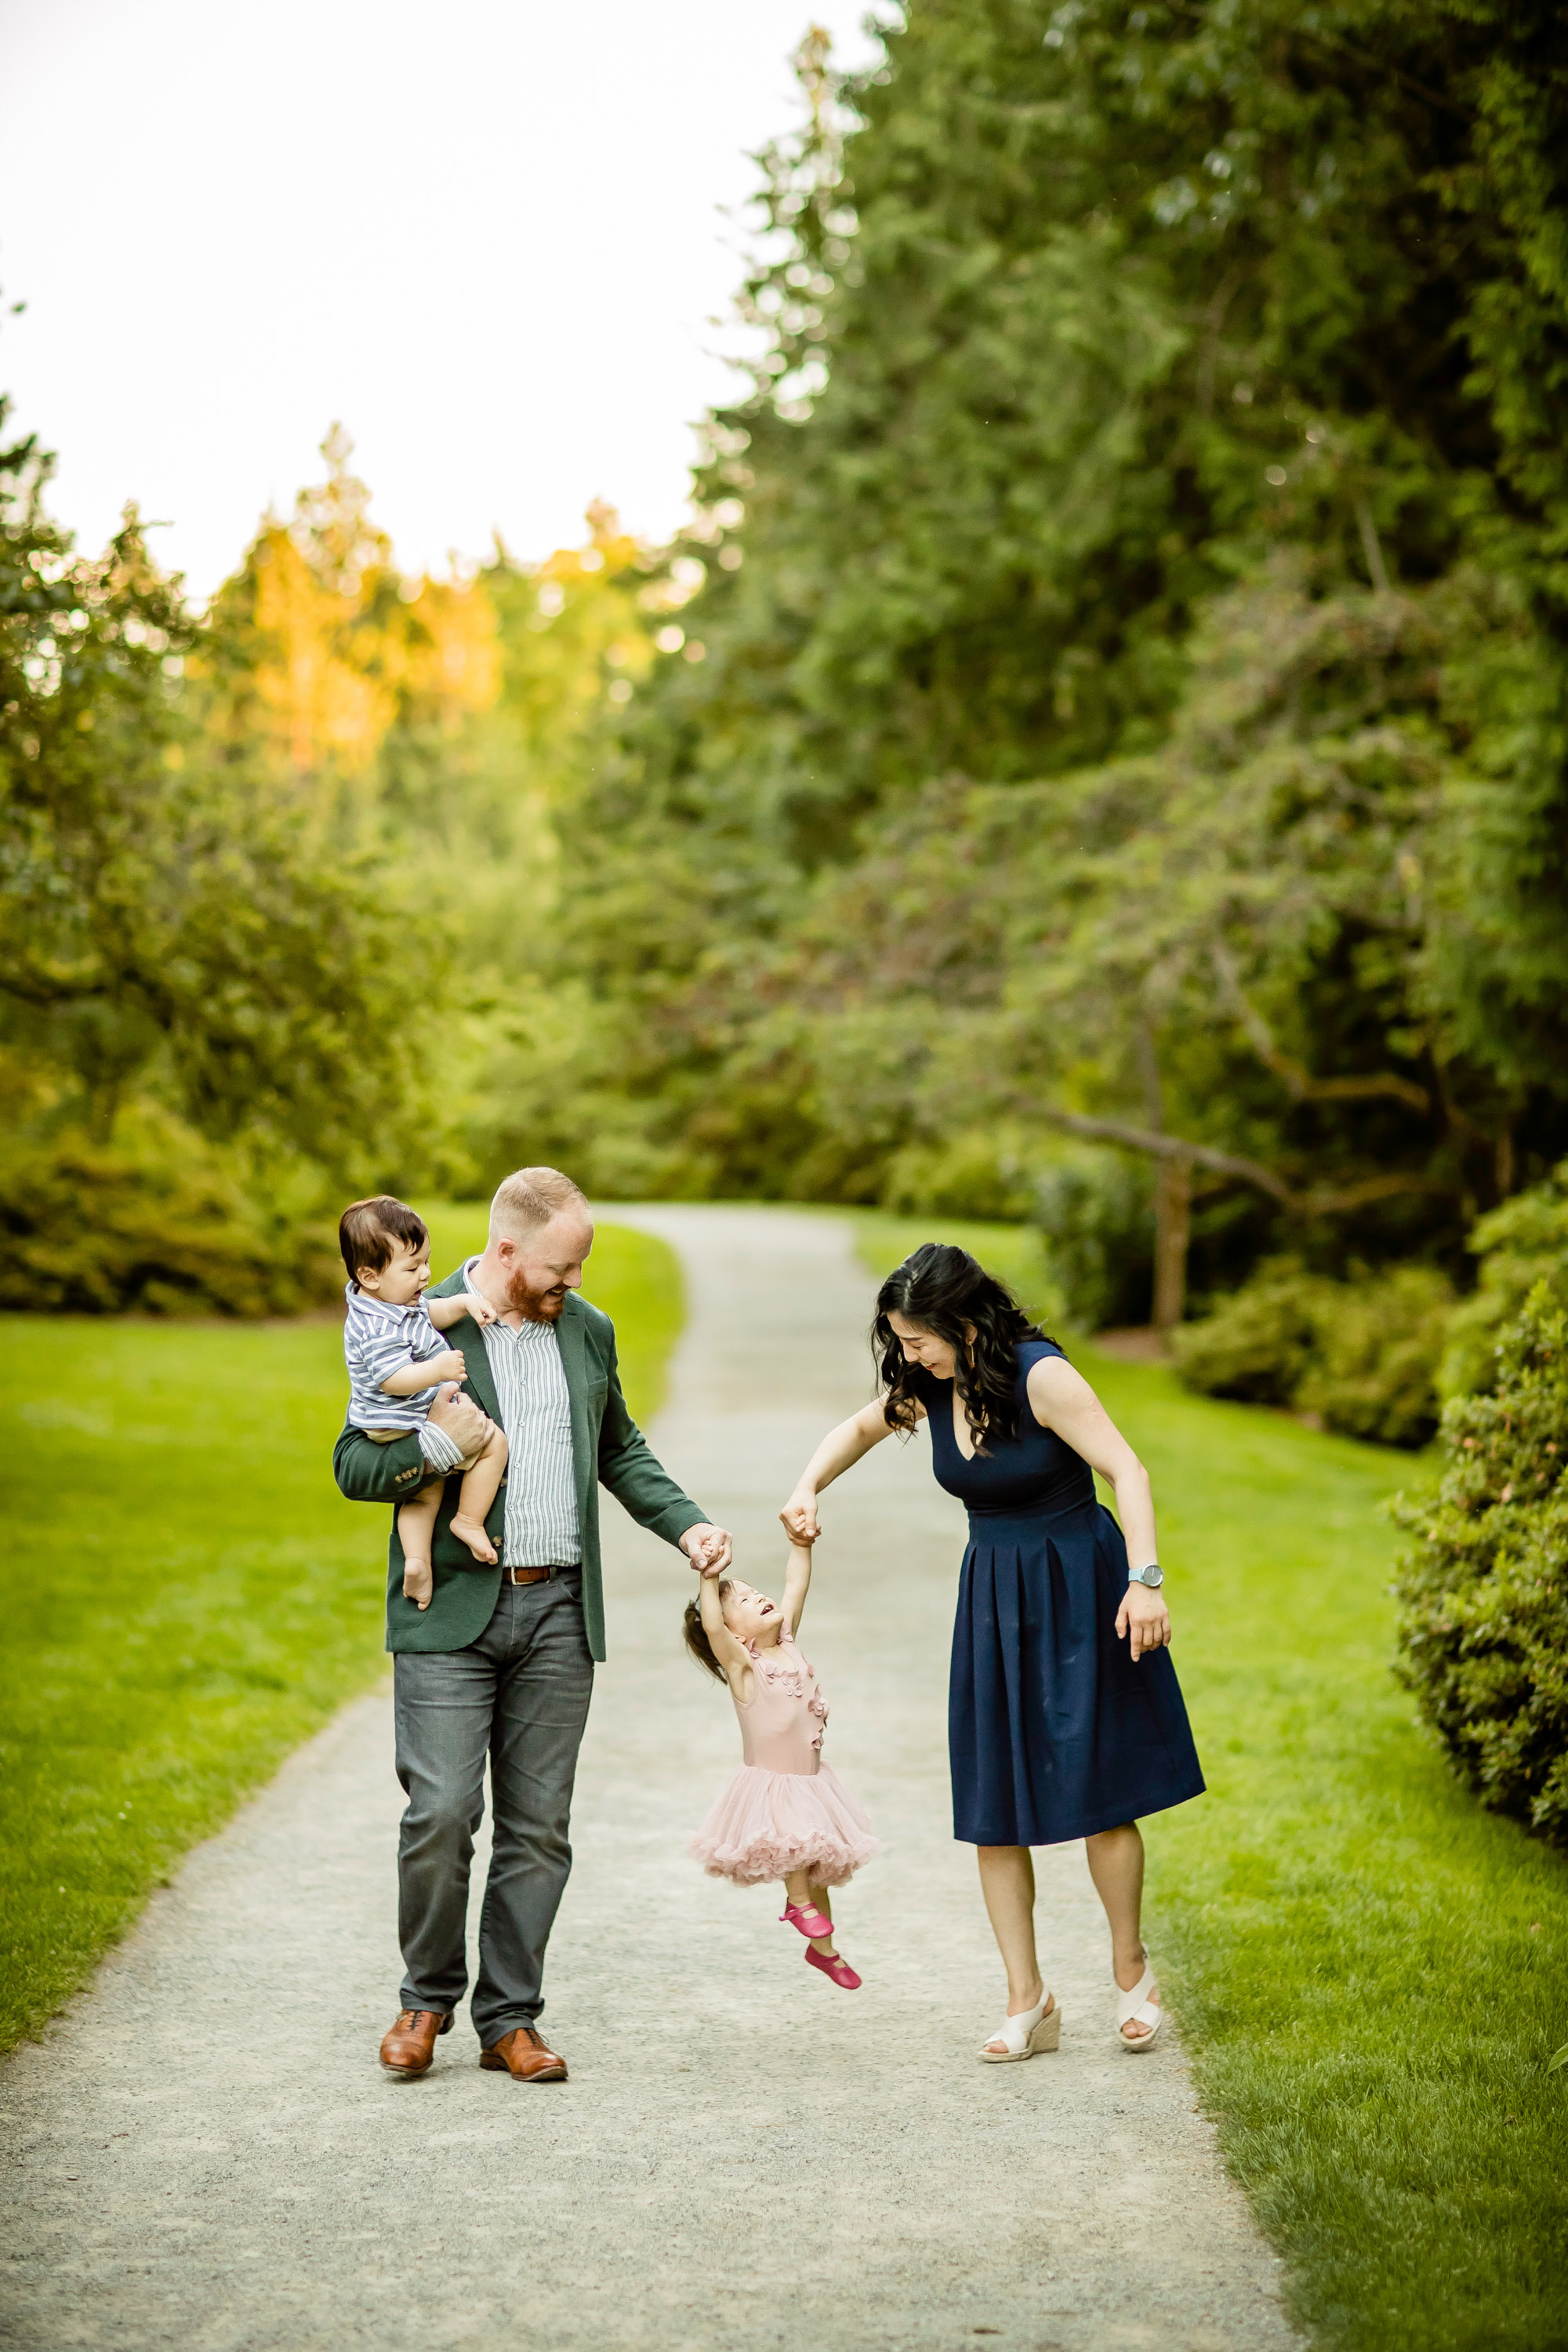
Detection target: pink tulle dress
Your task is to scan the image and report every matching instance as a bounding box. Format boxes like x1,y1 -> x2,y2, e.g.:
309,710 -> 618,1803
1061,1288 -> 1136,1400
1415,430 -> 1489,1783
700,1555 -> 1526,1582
688,1627 -> 879,1888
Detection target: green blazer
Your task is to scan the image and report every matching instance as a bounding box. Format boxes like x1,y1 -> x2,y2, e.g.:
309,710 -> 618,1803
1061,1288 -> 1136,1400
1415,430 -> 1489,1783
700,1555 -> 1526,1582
332,1269 -> 707,1661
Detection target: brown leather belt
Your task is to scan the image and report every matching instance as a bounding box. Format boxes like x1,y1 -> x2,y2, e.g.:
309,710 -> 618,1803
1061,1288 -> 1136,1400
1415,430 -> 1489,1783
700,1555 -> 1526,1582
498,1565 -> 575,1585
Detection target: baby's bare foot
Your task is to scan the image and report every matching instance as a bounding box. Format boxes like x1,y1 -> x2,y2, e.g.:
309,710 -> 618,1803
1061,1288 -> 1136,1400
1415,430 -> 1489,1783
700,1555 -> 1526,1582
403,1559 -> 434,1611
450,1513 -> 498,1565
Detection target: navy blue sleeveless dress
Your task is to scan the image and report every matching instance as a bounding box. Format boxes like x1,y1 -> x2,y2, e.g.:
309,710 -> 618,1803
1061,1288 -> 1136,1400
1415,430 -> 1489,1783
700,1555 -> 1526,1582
912,1340 -> 1205,1846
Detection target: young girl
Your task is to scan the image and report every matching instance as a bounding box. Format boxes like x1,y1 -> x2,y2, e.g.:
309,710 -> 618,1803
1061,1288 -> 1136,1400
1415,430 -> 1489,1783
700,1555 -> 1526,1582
685,1539 -> 877,1989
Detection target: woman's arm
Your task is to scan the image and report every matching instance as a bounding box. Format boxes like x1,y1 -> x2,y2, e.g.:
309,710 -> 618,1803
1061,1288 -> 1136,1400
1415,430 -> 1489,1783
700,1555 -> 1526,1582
781,1538 -> 815,1635
779,1397 -> 912,1542
699,1572 -> 751,1690
1025,1356 -> 1171,1662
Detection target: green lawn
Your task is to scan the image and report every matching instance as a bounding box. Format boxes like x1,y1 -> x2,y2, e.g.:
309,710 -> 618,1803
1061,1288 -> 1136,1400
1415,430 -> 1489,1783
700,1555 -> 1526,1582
0,1214 -> 682,2060
854,1213 -> 1568,2352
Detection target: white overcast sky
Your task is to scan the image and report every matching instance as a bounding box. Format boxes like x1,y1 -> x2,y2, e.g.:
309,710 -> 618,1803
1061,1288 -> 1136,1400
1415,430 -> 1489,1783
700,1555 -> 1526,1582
0,1 -> 887,599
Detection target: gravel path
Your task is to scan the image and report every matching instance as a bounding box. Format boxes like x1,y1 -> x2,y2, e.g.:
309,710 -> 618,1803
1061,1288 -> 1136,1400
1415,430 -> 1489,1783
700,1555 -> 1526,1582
1,1206 -> 1298,2352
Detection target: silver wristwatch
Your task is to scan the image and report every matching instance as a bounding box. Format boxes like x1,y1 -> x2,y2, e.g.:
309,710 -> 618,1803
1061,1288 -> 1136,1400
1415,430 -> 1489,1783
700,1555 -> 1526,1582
1127,1563 -> 1164,1589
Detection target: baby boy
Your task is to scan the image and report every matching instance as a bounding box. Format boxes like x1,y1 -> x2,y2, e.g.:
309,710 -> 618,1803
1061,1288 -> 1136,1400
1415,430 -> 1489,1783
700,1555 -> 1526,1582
339,1196 -> 510,1611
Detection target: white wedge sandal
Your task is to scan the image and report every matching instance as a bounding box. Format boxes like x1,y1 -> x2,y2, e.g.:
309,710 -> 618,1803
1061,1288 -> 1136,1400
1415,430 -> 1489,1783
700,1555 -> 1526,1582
1115,1963 -> 1166,2050
978,1991 -> 1061,2063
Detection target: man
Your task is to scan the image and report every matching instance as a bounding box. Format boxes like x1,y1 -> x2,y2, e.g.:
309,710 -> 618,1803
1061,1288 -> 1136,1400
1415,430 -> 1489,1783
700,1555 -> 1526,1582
334,1167 -> 731,2082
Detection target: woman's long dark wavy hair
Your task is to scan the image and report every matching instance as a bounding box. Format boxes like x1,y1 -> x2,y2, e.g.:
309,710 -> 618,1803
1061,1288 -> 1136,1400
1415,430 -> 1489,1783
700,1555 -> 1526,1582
873,1244 -> 1049,1454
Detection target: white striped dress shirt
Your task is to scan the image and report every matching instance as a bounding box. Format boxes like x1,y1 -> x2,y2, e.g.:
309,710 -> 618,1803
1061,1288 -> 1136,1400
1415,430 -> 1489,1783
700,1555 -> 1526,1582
463,1257 -> 581,1567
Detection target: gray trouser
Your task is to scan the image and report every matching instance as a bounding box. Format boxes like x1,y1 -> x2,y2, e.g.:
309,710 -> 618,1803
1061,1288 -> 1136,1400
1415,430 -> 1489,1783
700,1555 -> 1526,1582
392,1573 -> 594,2045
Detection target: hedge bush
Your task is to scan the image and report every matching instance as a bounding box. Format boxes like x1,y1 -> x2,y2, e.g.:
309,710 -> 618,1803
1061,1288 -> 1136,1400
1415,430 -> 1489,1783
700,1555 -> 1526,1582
1031,1152 -> 1154,1331
0,1116 -> 340,1316
1393,1284 -> 1568,1847
1171,1257 -> 1452,1447
1441,1159 -> 1568,1398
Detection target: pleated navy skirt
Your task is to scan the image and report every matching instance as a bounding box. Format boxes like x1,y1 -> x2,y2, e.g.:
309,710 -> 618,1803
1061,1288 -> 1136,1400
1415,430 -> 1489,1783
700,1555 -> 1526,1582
949,1495 -> 1206,1845
914,1341 -> 1206,1848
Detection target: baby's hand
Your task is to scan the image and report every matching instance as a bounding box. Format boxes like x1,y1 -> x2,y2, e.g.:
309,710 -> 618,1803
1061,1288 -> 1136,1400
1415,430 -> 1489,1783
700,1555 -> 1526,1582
461,1290 -> 498,1327
430,1348 -> 466,1383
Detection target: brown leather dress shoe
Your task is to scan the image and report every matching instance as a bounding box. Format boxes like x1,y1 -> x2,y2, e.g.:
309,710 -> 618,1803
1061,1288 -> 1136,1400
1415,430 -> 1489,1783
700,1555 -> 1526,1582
480,2025 -> 568,2082
379,2008 -> 452,2076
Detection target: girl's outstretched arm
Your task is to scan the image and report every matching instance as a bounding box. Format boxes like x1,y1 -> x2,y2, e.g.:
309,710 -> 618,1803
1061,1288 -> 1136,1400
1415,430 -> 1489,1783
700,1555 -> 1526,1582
699,1572 -> 751,1693
782,1538 -> 814,1635
779,1397 -> 906,1544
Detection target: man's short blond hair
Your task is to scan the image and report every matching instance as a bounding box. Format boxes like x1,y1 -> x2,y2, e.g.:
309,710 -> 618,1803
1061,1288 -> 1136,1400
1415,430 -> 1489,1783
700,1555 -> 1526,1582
489,1166 -> 588,1242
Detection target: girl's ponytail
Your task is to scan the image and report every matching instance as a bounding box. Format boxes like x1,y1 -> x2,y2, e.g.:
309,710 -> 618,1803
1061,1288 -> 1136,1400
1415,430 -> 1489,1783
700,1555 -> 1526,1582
682,1582 -> 733,1681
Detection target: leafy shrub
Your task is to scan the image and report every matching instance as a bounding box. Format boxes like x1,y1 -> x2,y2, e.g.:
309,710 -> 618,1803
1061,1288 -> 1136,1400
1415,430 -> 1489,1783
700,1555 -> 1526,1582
1441,1160 -> 1568,1398
881,1131 -> 1035,1222
1393,1286 -> 1568,1847
1173,1258 -> 1452,1447
0,1116 -> 340,1316
1169,1258 -> 1321,1405
1031,1153 -> 1153,1330
1298,1267 -> 1457,1446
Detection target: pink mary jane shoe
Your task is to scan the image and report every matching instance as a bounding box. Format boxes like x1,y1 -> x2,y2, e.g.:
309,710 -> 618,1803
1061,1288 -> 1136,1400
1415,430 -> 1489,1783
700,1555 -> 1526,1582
781,1900 -> 835,1941
804,1946 -> 861,1991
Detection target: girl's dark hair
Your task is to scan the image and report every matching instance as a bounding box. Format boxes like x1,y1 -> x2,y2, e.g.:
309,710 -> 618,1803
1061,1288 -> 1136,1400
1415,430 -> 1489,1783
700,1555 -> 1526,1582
873,1243 -> 1047,1454
683,1581 -> 734,1681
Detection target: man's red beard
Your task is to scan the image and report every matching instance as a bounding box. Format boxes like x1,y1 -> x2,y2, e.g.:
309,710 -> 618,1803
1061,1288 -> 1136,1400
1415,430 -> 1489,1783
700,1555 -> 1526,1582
505,1263 -> 568,1322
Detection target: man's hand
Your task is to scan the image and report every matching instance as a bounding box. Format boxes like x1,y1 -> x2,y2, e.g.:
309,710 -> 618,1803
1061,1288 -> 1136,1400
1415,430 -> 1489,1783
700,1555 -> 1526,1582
1115,1581 -> 1171,1662
427,1381 -> 495,1457
779,1487 -> 820,1545
681,1523 -> 734,1578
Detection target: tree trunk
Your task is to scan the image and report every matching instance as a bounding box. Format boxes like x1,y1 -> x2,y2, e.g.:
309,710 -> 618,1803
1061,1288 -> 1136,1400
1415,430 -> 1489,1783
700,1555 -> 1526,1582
1152,1155 -> 1192,1330
1136,1022 -> 1192,1330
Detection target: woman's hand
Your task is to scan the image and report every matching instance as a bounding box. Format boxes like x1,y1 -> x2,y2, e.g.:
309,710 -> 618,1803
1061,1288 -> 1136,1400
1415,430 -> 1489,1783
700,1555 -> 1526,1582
1116,1581 -> 1171,1661
779,1486 -> 821,1544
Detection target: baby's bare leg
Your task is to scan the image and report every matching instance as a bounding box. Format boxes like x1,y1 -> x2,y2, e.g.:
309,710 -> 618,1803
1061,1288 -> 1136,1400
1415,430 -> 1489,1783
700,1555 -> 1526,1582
397,1485 -> 442,1611
449,1428 -> 509,1566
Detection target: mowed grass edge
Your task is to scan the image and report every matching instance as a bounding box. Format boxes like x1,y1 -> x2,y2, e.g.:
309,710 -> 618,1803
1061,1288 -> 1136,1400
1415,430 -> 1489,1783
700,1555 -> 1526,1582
0,1214 -> 683,2060
849,1211 -> 1568,2352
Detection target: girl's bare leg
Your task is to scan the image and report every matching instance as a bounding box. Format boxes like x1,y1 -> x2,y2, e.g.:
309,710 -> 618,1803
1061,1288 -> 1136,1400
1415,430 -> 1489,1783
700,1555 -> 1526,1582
396,1486 -> 442,1611
450,1428 -> 509,1564
976,1845 -> 1047,2019
784,1869 -> 838,1955
1084,1821 -> 1157,2040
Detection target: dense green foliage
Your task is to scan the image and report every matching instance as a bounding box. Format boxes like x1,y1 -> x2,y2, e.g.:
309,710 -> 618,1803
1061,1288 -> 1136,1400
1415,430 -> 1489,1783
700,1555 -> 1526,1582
855,1218 -> 1568,2352
13,0 -> 1568,1339
511,0 -> 1568,1329
0,411 -> 437,1310
0,1218 -> 681,2057
1395,1283 -> 1568,1844
1441,1155 -> 1568,1395
1172,1254 -> 1452,1444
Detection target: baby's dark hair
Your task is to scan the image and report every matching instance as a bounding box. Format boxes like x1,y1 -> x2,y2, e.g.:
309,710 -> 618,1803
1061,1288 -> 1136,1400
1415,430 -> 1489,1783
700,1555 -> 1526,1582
682,1581 -> 734,1682
339,1195 -> 430,1282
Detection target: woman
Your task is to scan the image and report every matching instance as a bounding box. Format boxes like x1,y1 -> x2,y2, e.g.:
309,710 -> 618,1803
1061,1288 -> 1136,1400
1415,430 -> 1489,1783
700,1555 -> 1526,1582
779,1243 -> 1204,2061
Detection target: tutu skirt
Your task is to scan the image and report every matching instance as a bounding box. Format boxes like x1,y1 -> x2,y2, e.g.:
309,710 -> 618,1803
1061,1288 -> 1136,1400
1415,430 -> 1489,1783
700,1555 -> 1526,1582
688,1761 -> 879,1887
